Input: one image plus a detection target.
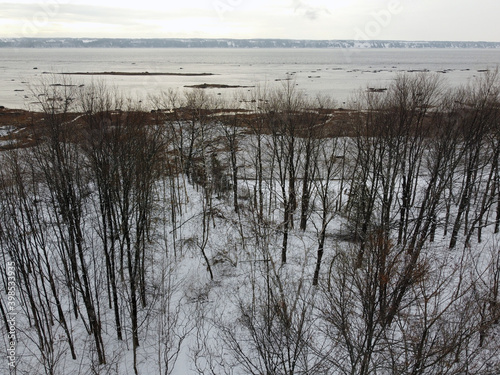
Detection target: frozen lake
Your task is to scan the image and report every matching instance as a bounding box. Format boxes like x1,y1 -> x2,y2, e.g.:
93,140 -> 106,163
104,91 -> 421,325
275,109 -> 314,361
1,48 -> 499,108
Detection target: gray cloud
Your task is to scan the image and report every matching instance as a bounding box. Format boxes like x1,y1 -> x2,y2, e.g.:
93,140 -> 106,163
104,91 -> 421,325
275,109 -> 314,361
1,0 -> 499,41
1,2 -> 209,26
292,0 -> 330,21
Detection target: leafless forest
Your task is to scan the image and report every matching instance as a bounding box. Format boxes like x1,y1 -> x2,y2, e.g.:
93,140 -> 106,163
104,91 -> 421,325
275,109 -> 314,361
1,72 -> 500,374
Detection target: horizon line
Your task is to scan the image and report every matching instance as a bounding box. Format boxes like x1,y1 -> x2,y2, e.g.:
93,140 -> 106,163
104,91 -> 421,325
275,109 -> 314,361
2,37 -> 500,44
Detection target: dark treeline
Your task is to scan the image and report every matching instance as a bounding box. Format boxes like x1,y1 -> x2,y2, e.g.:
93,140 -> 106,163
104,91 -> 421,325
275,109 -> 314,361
3,37 -> 500,49
0,73 -> 499,374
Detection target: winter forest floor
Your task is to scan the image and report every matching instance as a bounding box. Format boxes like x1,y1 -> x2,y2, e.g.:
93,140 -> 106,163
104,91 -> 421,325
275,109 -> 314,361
1,73 -> 500,375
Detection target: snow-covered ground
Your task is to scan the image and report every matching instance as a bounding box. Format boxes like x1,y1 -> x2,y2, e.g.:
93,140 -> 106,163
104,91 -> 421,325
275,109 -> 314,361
1,74 -> 500,374
1,129 -> 499,374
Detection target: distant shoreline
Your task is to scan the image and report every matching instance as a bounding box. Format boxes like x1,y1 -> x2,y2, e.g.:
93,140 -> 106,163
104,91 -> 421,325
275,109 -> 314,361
1,38 -> 500,49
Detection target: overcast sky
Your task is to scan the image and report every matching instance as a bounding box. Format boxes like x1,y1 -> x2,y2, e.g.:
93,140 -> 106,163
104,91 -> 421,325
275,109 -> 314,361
1,0 -> 500,41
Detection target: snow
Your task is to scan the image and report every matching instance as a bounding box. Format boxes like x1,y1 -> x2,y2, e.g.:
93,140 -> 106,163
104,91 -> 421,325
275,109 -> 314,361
0,125 -> 16,137
0,118 -> 499,374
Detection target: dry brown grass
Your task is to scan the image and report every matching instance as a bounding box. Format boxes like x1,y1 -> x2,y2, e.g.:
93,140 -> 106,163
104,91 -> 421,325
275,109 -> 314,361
0,106 -> 418,152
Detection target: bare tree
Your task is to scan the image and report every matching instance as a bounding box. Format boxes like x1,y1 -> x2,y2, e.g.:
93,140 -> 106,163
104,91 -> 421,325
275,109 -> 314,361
264,80 -> 306,264
311,137 -> 345,286
0,150 -> 77,374
449,71 -> 500,248
217,250 -> 323,374
29,78 -> 107,365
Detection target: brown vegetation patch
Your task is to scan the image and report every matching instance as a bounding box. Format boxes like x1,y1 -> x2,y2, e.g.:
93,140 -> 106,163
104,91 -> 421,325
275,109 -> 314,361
0,105 -> 360,150
0,108 -> 44,149
184,83 -> 255,89
51,71 -> 216,76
